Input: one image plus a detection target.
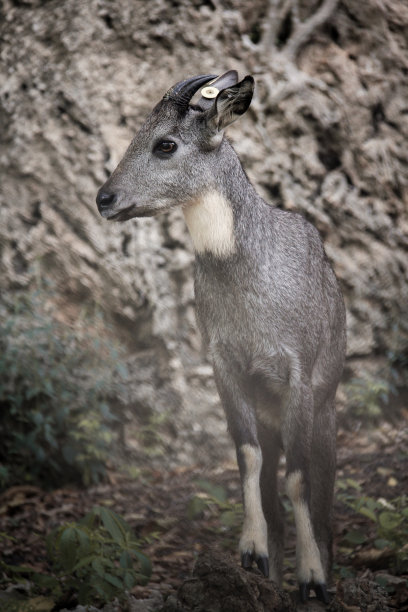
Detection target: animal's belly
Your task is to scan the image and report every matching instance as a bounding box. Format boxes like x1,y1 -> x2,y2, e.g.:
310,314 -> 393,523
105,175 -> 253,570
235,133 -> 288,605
210,330 -> 292,431
250,353 -> 291,431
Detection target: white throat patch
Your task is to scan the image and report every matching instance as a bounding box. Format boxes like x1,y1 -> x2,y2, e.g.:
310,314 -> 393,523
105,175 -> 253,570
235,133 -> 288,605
183,190 -> 235,258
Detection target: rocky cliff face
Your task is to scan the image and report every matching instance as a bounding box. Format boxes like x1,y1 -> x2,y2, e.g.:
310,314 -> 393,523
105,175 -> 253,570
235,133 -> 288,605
1,0 -> 407,463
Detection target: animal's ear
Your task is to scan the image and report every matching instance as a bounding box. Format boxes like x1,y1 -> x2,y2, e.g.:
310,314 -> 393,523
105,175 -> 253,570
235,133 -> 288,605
205,75 -> 254,133
196,70 -> 239,111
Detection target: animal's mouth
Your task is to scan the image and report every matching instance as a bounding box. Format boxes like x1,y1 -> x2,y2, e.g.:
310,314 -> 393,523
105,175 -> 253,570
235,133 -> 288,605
106,205 -> 156,222
106,203 -> 173,222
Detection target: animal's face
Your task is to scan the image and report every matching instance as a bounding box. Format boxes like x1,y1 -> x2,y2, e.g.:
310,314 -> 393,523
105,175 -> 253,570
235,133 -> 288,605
96,72 -> 254,222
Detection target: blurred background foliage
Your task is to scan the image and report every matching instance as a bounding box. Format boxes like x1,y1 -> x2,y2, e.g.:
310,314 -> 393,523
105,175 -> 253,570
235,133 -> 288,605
0,280 -> 129,490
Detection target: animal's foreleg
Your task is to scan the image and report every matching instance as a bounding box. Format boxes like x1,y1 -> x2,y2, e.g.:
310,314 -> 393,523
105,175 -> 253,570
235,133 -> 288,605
213,362 -> 269,577
237,443 -> 269,577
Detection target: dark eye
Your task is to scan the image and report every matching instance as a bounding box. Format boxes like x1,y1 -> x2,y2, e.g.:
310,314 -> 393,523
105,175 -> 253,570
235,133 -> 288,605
154,141 -> 177,157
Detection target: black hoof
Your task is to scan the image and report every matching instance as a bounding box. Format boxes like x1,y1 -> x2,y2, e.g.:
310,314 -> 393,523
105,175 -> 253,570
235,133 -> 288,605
315,583 -> 329,604
241,553 -> 269,578
241,551 -> 254,569
256,555 -> 269,578
299,582 -> 310,603
299,582 -> 329,605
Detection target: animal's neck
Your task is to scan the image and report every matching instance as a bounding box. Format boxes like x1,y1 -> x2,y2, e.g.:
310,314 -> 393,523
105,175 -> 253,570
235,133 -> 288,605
183,140 -> 259,258
183,190 -> 236,258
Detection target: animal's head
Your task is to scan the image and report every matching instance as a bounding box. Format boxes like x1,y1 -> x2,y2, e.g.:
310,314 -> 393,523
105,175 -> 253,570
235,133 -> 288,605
96,71 -> 254,221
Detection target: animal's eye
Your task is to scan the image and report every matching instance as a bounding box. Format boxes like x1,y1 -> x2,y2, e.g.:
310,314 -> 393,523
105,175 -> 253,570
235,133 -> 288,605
154,141 -> 178,156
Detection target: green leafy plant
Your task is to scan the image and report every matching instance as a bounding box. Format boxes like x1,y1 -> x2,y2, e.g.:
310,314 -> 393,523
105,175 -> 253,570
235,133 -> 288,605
137,410 -> 169,457
0,287 -> 128,489
0,508 -> 151,609
344,376 -> 392,420
337,479 -> 408,573
47,506 -> 151,605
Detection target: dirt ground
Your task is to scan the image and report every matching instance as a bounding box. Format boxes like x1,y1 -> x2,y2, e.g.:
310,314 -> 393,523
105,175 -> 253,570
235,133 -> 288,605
1,414 -> 407,611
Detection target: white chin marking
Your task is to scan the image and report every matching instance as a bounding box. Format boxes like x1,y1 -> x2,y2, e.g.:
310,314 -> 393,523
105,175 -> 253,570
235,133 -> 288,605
239,444 -> 268,558
286,470 -> 325,584
183,190 -> 235,258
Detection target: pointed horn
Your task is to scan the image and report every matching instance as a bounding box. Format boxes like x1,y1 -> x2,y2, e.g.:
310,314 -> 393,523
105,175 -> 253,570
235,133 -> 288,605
163,74 -> 218,110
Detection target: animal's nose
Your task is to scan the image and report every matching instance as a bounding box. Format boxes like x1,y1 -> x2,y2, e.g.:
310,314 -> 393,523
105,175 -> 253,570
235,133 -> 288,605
96,189 -> 117,212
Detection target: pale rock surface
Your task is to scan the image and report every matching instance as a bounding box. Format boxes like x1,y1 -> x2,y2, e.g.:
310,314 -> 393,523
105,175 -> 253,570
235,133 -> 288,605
1,0 -> 407,464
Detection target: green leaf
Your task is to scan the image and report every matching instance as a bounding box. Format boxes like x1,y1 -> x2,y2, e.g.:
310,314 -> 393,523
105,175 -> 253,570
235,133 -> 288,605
75,527 -> 91,554
359,506 -> 377,522
365,497 -> 380,512
379,511 -> 402,531
343,529 -> 366,545
124,570 -> 136,589
102,572 -> 123,589
195,480 -> 227,504
187,495 -> 207,520
96,507 -> 127,546
59,527 -> 78,571
130,549 -> 152,578
220,510 -> 239,527
80,510 -> 98,530
120,550 -> 132,569
73,553 -> 99,572
90,576 -> 116,600
91,557 -> 106,577
346,478 -> 362,490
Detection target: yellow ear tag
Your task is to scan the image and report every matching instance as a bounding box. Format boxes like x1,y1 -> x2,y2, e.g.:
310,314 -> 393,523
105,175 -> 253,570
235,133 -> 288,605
201,86 -> 219,99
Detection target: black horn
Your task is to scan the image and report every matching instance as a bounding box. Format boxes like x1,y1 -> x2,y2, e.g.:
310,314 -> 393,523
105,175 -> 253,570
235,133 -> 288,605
163,74 -> 218,110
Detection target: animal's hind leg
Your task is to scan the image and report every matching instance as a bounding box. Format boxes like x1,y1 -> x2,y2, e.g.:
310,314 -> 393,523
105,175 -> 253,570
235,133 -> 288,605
258,425 -> 284,585
282,382 -> 328,603
213,361 -> 269,577
310,397 -> 337,580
